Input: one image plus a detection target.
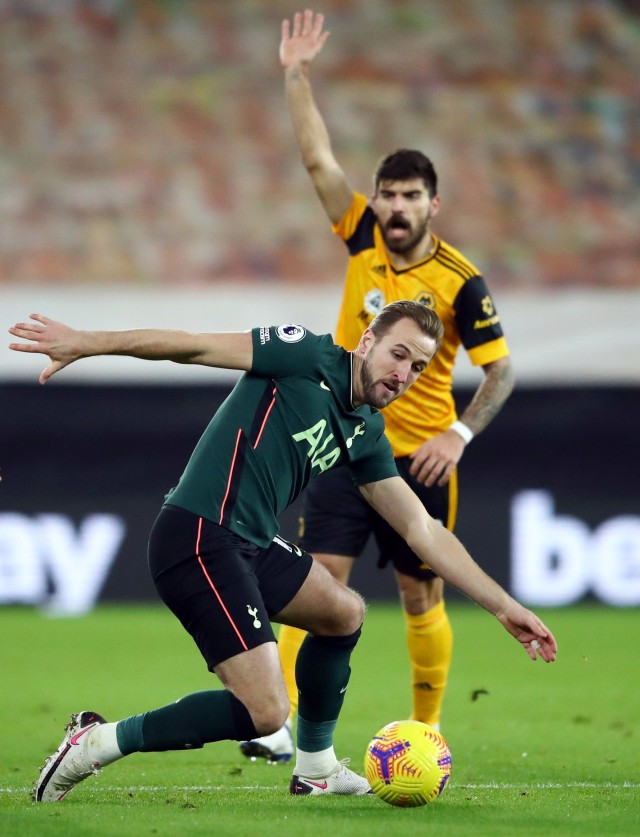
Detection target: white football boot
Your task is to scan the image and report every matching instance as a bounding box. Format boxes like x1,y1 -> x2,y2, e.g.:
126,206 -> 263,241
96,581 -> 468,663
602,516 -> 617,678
289,757 -> 372,795
34,711 -> 107,802
239,722 -> 294,764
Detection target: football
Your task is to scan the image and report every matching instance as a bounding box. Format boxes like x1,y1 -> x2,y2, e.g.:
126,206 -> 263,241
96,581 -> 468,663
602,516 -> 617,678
364,720 -> 452,807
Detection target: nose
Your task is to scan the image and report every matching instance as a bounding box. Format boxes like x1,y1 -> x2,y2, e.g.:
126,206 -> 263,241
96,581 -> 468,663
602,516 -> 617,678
394,361 -> 411,384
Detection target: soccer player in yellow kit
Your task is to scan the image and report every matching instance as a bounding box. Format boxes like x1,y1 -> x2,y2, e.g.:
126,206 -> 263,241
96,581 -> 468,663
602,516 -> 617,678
241,10 -> 516,763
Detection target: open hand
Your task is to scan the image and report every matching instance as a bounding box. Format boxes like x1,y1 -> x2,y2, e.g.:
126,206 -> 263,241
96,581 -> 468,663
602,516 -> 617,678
496,600 -> 558,662
8,313 -> 83,384
280,10 -> 330,69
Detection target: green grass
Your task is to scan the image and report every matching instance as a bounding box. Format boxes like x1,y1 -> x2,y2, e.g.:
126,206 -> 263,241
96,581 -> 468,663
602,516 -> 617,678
1,602 -> 638,835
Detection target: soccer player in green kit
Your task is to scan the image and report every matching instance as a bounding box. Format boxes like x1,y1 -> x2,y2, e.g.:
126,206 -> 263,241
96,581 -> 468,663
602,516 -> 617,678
9,301 -> 556,801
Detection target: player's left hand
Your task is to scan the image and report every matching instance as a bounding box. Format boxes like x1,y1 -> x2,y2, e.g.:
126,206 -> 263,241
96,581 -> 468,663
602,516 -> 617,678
408,430 -> 466,487
495,601 -> 558,662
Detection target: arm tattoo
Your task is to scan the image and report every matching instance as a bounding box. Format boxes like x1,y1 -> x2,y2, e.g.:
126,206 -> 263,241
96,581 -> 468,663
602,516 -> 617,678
459,357 -> 515,437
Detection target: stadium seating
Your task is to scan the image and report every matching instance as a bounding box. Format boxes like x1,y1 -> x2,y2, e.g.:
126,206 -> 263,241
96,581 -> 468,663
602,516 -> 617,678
0,0 -> 638,288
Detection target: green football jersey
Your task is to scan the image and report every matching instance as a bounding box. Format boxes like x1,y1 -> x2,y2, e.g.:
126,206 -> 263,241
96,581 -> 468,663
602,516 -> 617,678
165,324 -> 398,547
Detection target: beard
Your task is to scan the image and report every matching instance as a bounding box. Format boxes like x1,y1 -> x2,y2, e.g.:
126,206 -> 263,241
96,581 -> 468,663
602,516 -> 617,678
359,356 -> 399,409
381,214 -> 430,255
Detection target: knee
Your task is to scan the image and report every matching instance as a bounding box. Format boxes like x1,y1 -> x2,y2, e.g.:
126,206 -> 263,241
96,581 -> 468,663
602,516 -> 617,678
340,588 -> 366,634
399,575 -> 444,615
249,692 -> 290,737
316,586 -> 365,637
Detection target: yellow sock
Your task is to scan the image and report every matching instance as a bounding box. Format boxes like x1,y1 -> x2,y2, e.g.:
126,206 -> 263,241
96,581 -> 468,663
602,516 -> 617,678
404,601 -> 453,728
277,624 -> 307,724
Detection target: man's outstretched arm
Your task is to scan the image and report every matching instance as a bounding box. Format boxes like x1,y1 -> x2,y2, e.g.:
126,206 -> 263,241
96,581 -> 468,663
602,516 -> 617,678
359,476 -> 558,663
281,10 -> 353,225
8,314 -> 253,384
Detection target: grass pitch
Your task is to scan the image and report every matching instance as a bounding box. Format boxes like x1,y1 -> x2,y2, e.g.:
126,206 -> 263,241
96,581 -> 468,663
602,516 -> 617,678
1,602 -> 638,835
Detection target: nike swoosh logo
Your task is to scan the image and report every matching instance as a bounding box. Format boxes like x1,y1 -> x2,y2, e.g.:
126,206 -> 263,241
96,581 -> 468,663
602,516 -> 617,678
70,724 -> 99,746
307,780 -> 328,789
320,380 -> 330,391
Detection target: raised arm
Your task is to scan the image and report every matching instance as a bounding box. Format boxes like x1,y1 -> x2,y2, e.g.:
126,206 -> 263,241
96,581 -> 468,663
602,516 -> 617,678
280,10 -> 353,225
8,314 -> 253,384
359,476 -> 557,662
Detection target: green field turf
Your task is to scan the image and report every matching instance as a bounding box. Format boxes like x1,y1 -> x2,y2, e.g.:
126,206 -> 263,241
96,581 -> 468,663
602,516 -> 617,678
1,602 -> 638,836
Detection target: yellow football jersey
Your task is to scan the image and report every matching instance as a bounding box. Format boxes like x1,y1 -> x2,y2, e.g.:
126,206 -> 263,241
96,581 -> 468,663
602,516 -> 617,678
333,193 -> 509,457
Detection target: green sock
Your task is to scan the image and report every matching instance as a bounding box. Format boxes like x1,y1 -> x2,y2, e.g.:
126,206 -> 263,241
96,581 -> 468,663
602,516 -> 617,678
295,628 -> 361,752
116,689 -> 257,754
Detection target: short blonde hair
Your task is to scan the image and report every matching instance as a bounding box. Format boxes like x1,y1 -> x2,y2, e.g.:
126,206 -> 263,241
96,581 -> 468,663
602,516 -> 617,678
369,300 -> 444,352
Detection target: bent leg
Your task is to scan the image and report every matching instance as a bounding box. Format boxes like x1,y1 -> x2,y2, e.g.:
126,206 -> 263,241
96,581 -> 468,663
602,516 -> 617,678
279,464 -> 370,715
274,557 -> 364,731
116,642 -> 288,756
241,552 -> 359,763
35,644 -> 287,803
274,554 -> 363,635
272,559 -> 365,778
276,552 -> 355,718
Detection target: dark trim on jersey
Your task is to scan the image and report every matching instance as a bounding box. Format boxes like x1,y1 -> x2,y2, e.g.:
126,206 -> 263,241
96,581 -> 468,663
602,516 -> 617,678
453,274 -> 505,350
387,256 -> 434,276
345,206 -> 376,256
219,381 -> 276,528
446,468 -> 458,531
434,247 -> 478,281
195,516 -> 249,651
248,381 -> 278,449
345,213 -> 478,283
218,428 -> 248,528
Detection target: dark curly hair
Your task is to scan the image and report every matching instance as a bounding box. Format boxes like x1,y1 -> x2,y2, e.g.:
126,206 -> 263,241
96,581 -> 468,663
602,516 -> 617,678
374,149 -> 438,198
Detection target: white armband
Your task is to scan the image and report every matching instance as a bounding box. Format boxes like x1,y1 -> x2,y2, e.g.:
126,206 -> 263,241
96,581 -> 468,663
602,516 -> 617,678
449,420 -> 474,445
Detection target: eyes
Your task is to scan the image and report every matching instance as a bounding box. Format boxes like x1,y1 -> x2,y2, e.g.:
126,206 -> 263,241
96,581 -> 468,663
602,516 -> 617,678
391,350 -> 426,375
379,190 -> 424,201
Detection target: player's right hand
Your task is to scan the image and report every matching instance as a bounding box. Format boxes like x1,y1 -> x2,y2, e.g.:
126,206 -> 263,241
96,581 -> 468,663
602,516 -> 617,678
8,313 -> 81,384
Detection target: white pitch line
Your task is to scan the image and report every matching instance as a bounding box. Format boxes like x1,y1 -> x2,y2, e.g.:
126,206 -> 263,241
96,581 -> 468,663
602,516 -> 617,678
2,781 -> 639,794
459,782 -> 640,789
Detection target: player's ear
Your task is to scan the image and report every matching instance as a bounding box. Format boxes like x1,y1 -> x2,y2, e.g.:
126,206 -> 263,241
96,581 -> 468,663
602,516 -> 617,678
358,327 -> 375,354
429,194 -> 441,218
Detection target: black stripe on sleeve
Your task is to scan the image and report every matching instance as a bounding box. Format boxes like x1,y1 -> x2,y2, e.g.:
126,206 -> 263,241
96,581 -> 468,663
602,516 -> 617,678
345,206 -> 377,256
435,250 -> 477,281
453,275 -> 505,350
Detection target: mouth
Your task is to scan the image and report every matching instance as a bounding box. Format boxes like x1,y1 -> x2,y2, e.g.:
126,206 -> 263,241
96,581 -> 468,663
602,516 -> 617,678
385,216 -> 410,238
381,380 -> 399,395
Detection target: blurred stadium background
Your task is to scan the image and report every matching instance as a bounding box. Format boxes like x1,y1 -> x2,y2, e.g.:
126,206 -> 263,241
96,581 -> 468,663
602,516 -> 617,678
1,0 -> 639,615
